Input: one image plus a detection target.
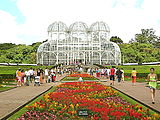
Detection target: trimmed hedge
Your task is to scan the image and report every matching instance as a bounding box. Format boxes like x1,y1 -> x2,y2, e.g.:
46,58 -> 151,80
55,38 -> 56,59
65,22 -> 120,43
0,74 -> 16,83
125,73 -> 160,80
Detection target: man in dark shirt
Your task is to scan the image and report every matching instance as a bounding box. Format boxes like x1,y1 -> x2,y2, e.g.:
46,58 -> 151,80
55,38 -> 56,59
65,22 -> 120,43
116,68 -> 123,85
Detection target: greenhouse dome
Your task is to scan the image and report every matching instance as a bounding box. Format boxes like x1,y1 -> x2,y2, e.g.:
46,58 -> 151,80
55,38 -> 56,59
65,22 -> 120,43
37,21 -> 121,65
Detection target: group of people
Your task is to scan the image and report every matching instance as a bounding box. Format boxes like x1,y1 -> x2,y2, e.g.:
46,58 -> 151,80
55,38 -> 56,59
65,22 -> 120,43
15,66 -> 158,104
91,66 -> 158,104
16,67 -> 59,87
94,67 -> 125,85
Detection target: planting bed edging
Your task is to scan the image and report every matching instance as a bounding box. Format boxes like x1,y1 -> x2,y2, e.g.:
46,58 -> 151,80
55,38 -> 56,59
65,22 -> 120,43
112,86 -> 160,114
1,86 -> 53,120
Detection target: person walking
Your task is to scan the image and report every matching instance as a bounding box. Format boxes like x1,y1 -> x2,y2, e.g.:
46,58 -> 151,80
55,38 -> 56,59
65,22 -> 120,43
110,66 -> 116,85
90,68 -> 94,76
121,68 -> 125,82
131,68 -> 137,86
40,68 -> 44,84
25,69 -> 30,86
147,68 -> 158,104
16,68 -> 22,87
116,68 -> 123,85
21,70 -> 25,86
44,67 -> 49,83
28,68 -> 33,83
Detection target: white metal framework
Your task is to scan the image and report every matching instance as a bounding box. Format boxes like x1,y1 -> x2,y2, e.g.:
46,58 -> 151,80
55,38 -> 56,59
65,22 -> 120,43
37,21 -> 121,65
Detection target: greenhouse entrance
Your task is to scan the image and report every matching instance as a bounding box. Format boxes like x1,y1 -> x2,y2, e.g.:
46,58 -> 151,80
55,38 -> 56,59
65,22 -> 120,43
37,21 -> 121,65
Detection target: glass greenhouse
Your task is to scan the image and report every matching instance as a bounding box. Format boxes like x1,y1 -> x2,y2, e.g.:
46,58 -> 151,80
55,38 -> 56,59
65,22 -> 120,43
37,21 -> 121,65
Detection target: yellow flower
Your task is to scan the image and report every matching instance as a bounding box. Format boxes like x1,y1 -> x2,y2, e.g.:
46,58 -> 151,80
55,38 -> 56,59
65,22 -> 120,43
153,113 -> 159,118
70,104 -> 74,109
25,105 -> 29,108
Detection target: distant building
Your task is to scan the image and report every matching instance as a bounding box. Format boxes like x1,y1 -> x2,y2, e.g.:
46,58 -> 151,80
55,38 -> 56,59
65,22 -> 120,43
37,21 -> 121,65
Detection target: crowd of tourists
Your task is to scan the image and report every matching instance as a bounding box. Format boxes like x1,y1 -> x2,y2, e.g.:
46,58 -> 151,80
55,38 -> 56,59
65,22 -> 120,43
92,66 -> 125,85
15,67 -> 65,87
15,65 -> 158,104
90,66 -> 158,104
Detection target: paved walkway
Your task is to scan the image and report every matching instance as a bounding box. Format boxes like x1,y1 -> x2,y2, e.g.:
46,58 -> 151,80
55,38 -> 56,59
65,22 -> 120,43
0,75 -> 64,119
100,79 -> 160,112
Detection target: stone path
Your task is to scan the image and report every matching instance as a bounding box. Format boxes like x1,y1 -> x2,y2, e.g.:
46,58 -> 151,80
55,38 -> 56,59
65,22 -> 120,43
100,79 -> 160,112
0,75 -> 64,119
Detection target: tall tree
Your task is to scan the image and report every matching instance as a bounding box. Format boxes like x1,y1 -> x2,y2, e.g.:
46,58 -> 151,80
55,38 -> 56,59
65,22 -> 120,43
135,28 -> 158,44
110,36 -> 123,44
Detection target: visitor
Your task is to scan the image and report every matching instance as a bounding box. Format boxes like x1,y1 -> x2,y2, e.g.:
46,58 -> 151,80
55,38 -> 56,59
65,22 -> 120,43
110,66 -> 116,85
25,69 -> 30,86
16,68 -> 22,87
96,68 -> 100,78
121,68 -> 125,82
116,68 -> 123,85
28,68 -> 34,83
104,67 -> 107,78
60,68 -> 64,77
44,67 -> 49,83
32,69 -> 36,81
101,68 -> 105,78
34,69 -> 41,86
90,68 -> 94,76
36,68 -> 41,84
87,68 -> 91,74
107,67 -> 110,79
79,67 -> 83,73
51,72 -> 56,82
16,68 -> 21,81
47,69 -> 52,83
131,68 -> 137,85
21,70 -> 25,86
147,68 -> 158,104
40,68 -> 44,84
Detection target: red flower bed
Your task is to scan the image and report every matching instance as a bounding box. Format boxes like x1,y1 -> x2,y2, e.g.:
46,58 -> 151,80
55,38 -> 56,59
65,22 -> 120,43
18,82 -> 160,120
68,74 -> 94,78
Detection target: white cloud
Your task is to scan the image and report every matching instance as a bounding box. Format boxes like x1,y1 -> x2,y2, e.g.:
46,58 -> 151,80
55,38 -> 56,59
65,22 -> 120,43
0,10 -> 22,44
0,0 -> 160,44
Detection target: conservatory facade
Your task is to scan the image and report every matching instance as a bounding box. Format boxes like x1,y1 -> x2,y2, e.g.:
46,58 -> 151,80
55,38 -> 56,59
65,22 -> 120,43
37,21 -> 121,65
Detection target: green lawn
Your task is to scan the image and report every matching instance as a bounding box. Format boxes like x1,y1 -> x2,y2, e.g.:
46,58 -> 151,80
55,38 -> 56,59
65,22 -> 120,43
0,65 -> 51,74
113,65 -> 160,74
0,87 -> 14,92
1,65 -> 160,75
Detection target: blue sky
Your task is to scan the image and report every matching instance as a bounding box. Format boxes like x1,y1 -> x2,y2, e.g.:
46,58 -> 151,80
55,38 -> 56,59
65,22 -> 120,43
0,0 -> 25,24
0,0 -> 159,45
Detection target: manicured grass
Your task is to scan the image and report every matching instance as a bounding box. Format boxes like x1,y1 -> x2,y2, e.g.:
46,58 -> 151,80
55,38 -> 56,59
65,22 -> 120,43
0,65 -> 51,74
1,65 -> 160,75
8,86 -> 57,120
111,65 -> 160,74
0,87 -> 15,92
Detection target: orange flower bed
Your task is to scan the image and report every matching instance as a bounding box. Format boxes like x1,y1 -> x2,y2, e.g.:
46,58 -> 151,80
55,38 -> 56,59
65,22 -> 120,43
68,74 -> 94,78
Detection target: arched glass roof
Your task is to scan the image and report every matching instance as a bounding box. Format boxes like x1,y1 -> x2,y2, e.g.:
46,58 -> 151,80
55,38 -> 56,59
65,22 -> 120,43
90,21 -> 110,32
37,41 -> 50,52
47,21 -> 68,32
69,22 -> 88,32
